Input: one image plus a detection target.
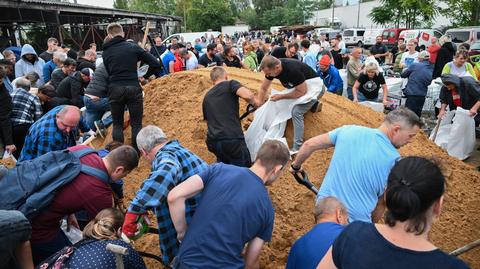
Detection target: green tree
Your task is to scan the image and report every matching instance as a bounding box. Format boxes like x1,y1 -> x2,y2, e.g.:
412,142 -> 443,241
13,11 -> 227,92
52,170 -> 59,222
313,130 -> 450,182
113,0 -> 128,10
441,0 -> 480,27
128,0 -> 176,15
188,0 -> 236,31
369,0 -> 440,28
239,7 -> 261,29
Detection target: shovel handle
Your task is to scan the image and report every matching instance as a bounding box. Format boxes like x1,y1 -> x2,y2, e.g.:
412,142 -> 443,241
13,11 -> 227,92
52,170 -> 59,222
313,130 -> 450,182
293,171 -> 319,195
240,104 -> 256,120
431,117 -> 442,142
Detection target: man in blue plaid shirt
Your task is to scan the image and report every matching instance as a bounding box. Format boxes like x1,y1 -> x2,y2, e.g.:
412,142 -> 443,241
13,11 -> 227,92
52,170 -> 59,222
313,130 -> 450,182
10,78 -> 43,158
18,105 -> 82,162
122,125 -> 207,266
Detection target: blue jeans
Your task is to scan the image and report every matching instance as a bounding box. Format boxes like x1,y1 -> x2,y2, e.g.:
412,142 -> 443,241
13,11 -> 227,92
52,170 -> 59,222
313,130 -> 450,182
405,95 -> 426,117
357,91 -> 378,102
83,96 -> 112,130
347,86 -> 354,100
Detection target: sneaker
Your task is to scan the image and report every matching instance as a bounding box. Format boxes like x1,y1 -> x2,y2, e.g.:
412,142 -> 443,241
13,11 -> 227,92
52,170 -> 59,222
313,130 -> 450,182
94,120 -> 107,138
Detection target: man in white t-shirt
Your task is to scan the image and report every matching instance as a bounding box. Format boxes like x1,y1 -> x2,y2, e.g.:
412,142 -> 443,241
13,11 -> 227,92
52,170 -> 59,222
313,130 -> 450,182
400,40 -> 419,70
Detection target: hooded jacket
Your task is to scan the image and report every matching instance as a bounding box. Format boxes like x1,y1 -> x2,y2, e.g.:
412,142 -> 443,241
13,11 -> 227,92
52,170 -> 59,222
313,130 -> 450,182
102,36 -> 162,87
433,42 -> 455,79
317,64 -> 344,93
440,74 -> 480,111
401,61 -> 433,96
56,71 -> 88,108
15,44 -> 45,85
85,63 -> 109,98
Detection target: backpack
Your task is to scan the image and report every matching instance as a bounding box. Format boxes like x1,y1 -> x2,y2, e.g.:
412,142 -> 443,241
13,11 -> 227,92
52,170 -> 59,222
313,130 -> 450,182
0,147 -> 109,221
35,239 -> 96,269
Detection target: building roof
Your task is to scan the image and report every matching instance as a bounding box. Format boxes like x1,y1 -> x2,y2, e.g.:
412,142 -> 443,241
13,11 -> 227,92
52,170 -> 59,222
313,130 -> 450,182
0,0 -> 182,22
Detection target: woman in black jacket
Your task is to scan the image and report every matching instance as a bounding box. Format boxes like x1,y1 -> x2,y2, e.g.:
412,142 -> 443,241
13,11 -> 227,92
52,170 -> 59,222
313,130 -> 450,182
433,39 -> 455,79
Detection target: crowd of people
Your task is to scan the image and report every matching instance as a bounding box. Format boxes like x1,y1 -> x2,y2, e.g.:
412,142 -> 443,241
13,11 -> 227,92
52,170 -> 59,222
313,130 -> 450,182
0,22 -> 478,269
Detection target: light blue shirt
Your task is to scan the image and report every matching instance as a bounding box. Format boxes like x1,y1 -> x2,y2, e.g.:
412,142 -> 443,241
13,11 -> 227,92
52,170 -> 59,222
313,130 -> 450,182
316,125 -> 400,223
303,50 -> 317,72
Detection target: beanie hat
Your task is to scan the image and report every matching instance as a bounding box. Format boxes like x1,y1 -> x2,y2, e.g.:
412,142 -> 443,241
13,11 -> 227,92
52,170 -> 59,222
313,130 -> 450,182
319,54 -> 331,66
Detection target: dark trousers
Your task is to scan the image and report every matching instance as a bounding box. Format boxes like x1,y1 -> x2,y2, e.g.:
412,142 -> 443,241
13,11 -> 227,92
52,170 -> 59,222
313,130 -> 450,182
108,85 -> 143,151
405,95 -> 426,117
206,138 -> 252,167
31,229 -> 71,265
12,124 -> 31,159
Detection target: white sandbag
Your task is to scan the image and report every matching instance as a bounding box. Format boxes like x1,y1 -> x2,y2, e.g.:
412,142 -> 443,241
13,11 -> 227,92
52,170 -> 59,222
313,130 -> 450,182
359,101 -> 384,112
245,77 -> 324,160
61,219 -> 83,244
447,107 -> 476,160
430,110 -> 456,149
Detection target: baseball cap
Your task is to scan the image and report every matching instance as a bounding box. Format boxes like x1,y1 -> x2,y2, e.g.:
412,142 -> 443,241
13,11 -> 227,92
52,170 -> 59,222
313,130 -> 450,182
418,50 -> 430,60
319,54 -> 331,66
80,68 -> 94,80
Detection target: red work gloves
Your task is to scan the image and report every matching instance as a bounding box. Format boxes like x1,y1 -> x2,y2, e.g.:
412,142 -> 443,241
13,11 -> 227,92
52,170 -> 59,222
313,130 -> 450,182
122,212 -> 143,238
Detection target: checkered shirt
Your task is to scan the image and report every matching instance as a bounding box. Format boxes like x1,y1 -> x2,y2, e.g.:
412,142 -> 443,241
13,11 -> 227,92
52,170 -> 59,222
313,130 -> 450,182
10,88 -> 43,126
18,105 -> 78,162
128,140 -> 207,265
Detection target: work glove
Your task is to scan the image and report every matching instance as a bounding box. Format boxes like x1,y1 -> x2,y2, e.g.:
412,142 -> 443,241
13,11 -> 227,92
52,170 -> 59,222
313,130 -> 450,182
122,212 -> 144,238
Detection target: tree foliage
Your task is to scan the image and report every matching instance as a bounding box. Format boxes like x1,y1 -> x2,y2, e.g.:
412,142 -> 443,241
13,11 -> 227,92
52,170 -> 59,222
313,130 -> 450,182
113,0 -> 128,10
441,0 -> 480,27
369,0 -> 440,28
187,0 -> 236,31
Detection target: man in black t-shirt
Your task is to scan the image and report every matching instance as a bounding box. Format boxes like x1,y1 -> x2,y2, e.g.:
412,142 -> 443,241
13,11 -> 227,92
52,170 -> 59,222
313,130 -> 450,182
202,67 -> 268,167
329,38 -> 343,69
270,43 -> 300,60
259,56 -> 322,152
370,36 -> 389,65
198,43 -> 224,68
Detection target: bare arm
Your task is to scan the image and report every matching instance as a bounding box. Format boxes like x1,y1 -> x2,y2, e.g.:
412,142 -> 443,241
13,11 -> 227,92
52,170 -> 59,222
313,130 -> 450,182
244,237 -> 265,269
470,100 -> 480,116
237,86 -> 268,108
352,80 -> 360,102
271,81 -> 308,101
292,133 -> 334,168
167,175 -> 204,241
317,246 -> 337,269
371,194 -> 386,223
381,84 -> 388,104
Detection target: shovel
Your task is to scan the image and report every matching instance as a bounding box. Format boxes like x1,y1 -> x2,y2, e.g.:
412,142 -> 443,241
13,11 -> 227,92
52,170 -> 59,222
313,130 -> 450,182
240,104 -> 256,121
430,117 -> 442,143
449,239 -> 480,256
292,170 -> 318,195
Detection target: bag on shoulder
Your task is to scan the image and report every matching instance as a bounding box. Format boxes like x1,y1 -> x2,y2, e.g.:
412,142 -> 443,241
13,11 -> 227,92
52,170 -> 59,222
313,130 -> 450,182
0,147 -> 109,220
36,239 -> 96,269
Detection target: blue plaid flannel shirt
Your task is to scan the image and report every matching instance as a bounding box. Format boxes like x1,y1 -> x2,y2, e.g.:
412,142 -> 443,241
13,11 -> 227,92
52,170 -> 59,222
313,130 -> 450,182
128,140 -> 207,266
11,88 -> 43,126
18,105 -> 78,162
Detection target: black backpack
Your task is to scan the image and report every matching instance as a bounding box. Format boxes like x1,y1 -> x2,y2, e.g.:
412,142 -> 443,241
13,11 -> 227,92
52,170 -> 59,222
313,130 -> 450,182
0,147 -> 109,220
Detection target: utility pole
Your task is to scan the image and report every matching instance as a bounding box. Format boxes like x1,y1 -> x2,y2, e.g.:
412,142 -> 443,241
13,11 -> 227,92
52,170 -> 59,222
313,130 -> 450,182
356,0 -> 361,28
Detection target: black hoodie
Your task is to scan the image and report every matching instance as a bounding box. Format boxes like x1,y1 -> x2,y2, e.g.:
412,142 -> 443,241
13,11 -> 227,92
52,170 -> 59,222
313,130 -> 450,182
56,71 -> 88,108
433,42 -> 455,79
102,36 -> 162,87
440,74 -> 480,112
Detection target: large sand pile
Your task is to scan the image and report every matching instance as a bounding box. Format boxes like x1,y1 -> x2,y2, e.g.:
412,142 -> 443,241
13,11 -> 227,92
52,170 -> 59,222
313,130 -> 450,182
122,67 -> 479,268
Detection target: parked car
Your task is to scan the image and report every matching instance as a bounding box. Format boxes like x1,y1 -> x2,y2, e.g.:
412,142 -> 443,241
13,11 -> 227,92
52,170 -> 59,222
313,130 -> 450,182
363,28 -> 385,48
342,28 -> 366,47
315,28 -> 342,41
399,29 -> 443,50
163,31 -> 221,45
382,28 -> 408,48
445,27 -> 480,45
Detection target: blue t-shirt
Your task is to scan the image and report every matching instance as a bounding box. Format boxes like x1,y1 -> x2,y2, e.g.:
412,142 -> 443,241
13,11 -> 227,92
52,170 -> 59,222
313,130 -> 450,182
162,51 -> 175,74
332,222 -> 469,269
66,239 -> 146,269
317,125 -> 400,223
286,222 -> 344,269
177,163 -> 274,269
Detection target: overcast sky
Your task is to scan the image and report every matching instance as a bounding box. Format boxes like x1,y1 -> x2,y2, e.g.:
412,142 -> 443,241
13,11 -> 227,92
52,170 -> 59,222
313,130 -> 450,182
76,0 -> 114,8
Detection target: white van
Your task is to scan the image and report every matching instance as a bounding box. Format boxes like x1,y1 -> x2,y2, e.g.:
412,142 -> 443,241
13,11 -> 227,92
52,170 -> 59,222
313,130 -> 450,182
363,28 -> 384,47
342,28 -> 366,47
399,29 -> 443,50
163,31 -> 221,45
445,27 -> 480,45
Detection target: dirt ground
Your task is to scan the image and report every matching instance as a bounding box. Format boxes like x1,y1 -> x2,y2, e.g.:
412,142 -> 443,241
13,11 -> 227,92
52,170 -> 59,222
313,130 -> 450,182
113,68 -> 479,268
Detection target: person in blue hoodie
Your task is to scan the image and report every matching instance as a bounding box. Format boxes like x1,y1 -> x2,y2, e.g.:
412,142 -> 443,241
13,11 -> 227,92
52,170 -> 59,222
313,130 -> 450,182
401,51 -> 434,117
317,54 -> 344,95
15,44 -> 45,85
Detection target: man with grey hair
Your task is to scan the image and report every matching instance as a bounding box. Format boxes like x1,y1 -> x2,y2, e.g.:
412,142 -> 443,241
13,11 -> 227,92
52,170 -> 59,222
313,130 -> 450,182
122,125 -> 207,266
10,77 -> 42,158
43,51 -> 67,83
286,196 -> 348,269
290,107 -> 422,223
76,49 -> 96,71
